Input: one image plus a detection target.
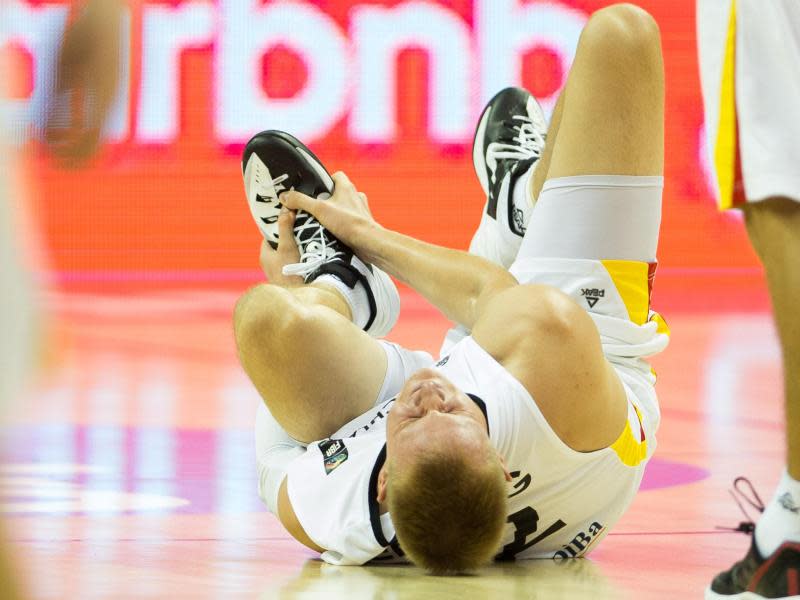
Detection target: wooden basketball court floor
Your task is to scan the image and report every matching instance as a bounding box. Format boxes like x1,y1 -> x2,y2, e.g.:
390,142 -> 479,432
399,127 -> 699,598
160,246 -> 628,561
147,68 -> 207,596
1,280 -> 785,599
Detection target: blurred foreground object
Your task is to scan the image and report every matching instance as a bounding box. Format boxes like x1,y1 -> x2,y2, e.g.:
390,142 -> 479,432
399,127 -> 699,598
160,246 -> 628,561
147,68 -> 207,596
0,147 -> 37,600
44,0 -> 123,167
1,3 -> 124,596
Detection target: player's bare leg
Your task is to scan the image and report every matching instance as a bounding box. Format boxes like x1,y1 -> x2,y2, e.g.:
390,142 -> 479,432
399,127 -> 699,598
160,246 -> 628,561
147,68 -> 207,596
535,4 -> 664,183
235,207 -> 390,444
744,197 -> 800,554
529,90 -> 564,203
235,280 -> 388,444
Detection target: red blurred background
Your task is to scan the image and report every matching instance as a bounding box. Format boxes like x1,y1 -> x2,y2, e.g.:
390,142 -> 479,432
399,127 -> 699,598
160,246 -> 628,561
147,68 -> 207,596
5,0 -> 765,311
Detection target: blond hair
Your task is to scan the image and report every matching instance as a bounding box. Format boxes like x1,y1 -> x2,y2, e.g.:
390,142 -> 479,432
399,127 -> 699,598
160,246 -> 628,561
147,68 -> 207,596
388,449 -> 507,574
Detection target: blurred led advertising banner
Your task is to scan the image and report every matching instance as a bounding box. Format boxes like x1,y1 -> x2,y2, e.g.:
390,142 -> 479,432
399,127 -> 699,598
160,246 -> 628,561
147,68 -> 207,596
1,0 -> 759,284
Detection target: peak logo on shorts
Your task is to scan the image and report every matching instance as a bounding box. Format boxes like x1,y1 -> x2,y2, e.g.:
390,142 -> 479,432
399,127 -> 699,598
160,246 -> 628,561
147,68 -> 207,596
318,439 -> 349,475
580,288 -> 605,309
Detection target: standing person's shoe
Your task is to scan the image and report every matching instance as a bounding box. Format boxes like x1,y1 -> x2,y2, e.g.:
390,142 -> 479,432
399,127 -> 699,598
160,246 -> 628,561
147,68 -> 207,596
242,130 -> 399,338
706,477 -> 800,600
706,540 -> 800,599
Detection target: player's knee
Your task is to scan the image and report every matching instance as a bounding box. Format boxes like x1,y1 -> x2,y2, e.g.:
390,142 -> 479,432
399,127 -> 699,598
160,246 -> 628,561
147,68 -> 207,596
233,284 -> 308,348
516,286 -> 584,342
589,4 -> 660,39
581,4 -> 661,67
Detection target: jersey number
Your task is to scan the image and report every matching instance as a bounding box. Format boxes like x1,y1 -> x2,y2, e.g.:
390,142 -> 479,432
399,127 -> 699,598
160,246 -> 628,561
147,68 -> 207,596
496,506 -> 567,560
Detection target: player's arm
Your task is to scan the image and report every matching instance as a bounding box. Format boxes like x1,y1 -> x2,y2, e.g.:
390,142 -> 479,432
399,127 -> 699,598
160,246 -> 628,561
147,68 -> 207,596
472,283 -> 629,452
281,173 -> 517,330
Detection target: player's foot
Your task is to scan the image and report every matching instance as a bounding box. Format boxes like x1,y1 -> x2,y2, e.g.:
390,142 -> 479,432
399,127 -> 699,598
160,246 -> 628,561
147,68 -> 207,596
440,88 -> 547,356
470,87 -> 547,268
706,477 -> 800,600
242,130 -> 399,337
705,539 -> 800,599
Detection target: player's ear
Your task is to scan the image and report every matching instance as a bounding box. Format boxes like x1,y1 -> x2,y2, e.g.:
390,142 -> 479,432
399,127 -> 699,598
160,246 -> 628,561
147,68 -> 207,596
376,464 -> 389,503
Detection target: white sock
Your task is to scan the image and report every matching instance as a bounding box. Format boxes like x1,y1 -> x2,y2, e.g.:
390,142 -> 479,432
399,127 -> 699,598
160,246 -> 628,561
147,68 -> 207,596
313,273 -> 371,330
754,469 -> 800,557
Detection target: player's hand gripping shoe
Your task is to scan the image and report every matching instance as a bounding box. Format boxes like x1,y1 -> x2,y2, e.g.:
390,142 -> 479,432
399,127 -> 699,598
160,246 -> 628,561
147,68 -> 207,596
469,87 -> 547,268
242,130 -> 399,338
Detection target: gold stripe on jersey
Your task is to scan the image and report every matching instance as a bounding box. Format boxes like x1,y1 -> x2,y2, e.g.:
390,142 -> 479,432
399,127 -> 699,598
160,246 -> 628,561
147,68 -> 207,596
715,0 -> 738,211
600,260 -> 650,325
610,404 -> 648,467
649,312 -> 670,337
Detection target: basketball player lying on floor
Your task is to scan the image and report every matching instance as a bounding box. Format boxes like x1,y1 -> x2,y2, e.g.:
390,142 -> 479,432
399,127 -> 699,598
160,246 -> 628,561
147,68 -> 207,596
234,3 -> 670,573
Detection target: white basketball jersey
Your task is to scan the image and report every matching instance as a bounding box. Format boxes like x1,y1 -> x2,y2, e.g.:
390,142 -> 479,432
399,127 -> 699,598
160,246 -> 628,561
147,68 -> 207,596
285,331 -> 658,566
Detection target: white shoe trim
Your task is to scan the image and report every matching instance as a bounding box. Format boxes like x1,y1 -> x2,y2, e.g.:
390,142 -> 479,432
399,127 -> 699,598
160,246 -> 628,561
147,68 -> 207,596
472,105 -> 492,196
351,258 -> 400,338
243,153 -> 284,243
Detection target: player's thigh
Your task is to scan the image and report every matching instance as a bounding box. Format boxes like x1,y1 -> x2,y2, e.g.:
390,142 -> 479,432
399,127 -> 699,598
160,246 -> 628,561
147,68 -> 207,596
546,4 -> 664,179
234,284 -> 387,442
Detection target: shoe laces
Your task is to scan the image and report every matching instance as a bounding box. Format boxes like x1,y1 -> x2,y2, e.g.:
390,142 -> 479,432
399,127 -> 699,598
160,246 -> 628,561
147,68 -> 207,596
487,115 -> 546,163
716,477 -> 766,535
269,173 -> 289,195
280,192 -> 346,280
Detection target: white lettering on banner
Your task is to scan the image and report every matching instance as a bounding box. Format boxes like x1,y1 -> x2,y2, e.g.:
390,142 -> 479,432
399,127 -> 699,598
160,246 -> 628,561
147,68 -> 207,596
216,0 -> 349,143
477,0 -> 585,113
0,2 -> 131,145
104,10 -> 132,143
0,2 -> 67,144
138,4 -> 215,142
350,2 -> 472,143
2,0 -> 588,147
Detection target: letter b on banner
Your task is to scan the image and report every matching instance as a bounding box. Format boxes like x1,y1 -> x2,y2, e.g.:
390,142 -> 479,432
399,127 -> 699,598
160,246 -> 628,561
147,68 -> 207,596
216,0 -> 348,143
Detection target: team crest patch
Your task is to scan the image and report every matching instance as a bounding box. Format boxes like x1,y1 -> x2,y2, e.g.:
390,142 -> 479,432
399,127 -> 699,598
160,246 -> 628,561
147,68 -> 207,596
319,439 -> 349,475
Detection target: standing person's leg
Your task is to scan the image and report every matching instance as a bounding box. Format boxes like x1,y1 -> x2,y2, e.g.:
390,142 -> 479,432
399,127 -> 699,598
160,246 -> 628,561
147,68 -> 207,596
743,198 -> 800,558
698,0 -> 800,596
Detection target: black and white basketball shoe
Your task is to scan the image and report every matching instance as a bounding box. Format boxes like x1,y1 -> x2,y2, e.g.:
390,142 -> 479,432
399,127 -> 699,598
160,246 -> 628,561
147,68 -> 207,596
242,130 -> 399,338
469,87 -> 547,268
441,87 -> 547,356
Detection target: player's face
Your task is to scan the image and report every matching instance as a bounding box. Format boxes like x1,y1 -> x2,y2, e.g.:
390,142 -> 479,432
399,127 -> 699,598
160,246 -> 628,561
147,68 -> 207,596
385,368 -> 489,452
